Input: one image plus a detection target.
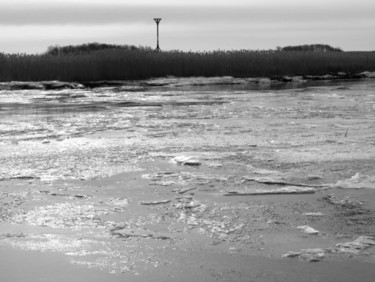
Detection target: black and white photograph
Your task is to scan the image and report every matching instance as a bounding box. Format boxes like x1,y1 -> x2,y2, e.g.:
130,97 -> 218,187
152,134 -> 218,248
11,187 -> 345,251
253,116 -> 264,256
1,0 -> 375,281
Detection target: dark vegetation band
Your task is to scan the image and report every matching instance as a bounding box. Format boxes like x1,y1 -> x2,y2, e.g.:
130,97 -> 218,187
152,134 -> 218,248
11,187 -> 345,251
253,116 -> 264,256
0,43 -> 374,82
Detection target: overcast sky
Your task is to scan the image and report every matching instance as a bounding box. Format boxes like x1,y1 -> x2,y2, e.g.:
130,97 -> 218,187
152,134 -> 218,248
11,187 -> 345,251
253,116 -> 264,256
1,0 -> 374,54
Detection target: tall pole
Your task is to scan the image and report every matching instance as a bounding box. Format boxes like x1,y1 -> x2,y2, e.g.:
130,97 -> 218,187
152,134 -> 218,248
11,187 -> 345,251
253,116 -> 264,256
154,18 -> 161,52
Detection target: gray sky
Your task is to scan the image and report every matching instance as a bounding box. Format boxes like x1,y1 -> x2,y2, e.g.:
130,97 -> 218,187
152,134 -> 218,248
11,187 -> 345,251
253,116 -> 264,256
1,0 -> 374,53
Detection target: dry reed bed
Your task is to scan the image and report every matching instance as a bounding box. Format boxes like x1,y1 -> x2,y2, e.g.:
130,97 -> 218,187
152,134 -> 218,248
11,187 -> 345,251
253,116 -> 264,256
0,49 -> 374,82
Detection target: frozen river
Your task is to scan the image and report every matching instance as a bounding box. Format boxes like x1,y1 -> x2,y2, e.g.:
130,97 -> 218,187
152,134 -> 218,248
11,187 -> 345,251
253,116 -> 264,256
1,79 -> 375,281
1,79 -> 375,182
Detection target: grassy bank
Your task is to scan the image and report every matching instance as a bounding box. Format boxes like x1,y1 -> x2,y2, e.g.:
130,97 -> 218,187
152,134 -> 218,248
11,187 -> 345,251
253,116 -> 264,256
0,48 -> 374,82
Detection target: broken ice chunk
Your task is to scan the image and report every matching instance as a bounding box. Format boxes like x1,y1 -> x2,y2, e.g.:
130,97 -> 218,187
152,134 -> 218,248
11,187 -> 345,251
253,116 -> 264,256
297,225 -> 320,235
171,156 -> 202,166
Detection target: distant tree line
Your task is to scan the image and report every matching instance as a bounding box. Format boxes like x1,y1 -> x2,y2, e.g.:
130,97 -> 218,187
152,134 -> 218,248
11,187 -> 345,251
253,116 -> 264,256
46,43 -> 152,56
279,44 -> 343,52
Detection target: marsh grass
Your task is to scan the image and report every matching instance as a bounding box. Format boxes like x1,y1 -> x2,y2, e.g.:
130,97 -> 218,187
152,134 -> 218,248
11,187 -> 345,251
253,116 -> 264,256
0,49 -> 374,82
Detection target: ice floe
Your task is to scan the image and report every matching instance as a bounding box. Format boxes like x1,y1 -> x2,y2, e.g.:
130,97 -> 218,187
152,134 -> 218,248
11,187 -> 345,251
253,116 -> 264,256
335,173 -> 375,189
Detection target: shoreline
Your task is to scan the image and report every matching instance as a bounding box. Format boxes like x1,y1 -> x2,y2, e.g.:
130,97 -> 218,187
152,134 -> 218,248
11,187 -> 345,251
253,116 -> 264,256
0,71 -> 374,91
